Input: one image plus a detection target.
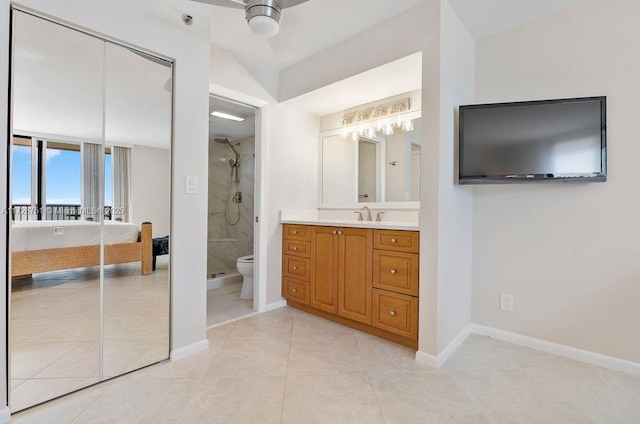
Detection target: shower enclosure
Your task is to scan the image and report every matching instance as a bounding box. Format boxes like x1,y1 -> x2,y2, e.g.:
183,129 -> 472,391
207,100 -> 255,280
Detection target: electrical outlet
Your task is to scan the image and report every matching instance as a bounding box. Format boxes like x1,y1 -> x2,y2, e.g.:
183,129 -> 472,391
500,293 -> 514,312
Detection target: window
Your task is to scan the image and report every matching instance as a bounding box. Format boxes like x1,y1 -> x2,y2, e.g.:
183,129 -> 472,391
11,137 -> 32,221
11,138 -> 113,220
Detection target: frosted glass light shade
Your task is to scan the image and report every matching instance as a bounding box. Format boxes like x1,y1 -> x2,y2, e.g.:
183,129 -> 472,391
248,15 -> 279,37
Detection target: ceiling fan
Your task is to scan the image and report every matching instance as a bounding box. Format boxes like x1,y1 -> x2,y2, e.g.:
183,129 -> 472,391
191,0 -> 309,37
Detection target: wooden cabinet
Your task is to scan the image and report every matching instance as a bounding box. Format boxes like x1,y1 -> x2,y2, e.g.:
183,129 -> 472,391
373,250 -> 419,296
308,226 -> 373,323
337,228 -> 372,324
372,289 -> 418,340
374,229 -> 419,253
282,224 -> 312,306
283,224 -> 419,349
371,229 -> 420,340
309,226 -> 340,313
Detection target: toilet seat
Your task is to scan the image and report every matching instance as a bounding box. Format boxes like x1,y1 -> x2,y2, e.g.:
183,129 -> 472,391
237,255 -> 254,263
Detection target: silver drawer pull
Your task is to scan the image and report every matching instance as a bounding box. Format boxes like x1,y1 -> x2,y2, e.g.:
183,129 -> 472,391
293,266 -> 298,270
293,246 -> 299,251
338,230 -> 343,235
389,310 -> 396,316
390,238 -> 397,243
292,288 -> 297,293
292,230 -> 298,235
390,269 -> 397,275
333,230 -> 337,235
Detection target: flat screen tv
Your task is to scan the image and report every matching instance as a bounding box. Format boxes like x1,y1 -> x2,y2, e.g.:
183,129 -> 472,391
459,96 -> 607,184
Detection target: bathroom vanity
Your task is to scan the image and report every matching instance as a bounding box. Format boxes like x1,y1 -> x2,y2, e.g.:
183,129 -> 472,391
282,222 -> 420,349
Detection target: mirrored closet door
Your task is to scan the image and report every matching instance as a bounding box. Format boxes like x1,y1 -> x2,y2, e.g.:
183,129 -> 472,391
8,9 -> 172,411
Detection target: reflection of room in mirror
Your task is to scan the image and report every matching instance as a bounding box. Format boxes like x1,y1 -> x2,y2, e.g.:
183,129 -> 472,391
358,139 -> 381,203
321,116 -> 421,204
9,10 -> 172,411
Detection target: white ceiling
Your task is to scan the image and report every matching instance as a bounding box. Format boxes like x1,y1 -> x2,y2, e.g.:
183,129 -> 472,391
197,0 -> 595,71
447,0 -> 594,39
198,0 -> 427,70
209,96 -> 256,141
13,10 -> 173,149
283,52 -> 422,116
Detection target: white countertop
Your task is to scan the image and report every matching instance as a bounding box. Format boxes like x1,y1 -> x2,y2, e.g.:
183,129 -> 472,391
281,218 -> 418,231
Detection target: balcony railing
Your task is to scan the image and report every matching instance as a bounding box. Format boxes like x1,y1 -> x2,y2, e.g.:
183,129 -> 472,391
11,204 -> 112,221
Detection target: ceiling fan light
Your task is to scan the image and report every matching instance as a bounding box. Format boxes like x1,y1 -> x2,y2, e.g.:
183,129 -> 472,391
248,15 -> 280,37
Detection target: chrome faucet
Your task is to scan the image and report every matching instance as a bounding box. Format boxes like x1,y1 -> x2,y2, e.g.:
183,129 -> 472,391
361,206 -> 372,222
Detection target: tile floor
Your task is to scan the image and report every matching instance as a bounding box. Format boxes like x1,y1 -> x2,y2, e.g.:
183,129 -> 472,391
206,281 -> 254,327
10,306 -> 640,423
10,258 -> 170,411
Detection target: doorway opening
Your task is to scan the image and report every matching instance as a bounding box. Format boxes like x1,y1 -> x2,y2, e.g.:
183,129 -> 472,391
206,95 -> 257,326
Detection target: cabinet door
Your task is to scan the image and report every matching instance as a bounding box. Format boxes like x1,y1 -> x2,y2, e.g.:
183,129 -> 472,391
338,228 -> 373,324
310,226 -> 339,313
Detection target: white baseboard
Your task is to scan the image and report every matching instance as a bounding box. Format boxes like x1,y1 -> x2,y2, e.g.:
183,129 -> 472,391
415,350 -> 438,368
266,299 -> 287,312
170,339 -> 209,362
470,324 -> 640,377
0,407 -> 10,424
207,273 -> 243,291
437,325 -> 472,366
414,325 -> 472,369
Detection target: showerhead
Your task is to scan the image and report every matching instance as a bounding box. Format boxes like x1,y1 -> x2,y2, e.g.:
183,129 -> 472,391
213,137 -> 239,157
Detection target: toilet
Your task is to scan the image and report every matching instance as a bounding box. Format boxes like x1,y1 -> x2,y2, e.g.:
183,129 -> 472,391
236,255 -> 254,300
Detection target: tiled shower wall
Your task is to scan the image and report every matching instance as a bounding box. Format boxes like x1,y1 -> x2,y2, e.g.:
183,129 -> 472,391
207,137 -> 255,277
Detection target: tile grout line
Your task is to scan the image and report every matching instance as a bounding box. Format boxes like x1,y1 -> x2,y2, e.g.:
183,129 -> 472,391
443,370 -> 496,423
69,385 -> 113,424
279,312 -> 295,424
354,335 -> 388,424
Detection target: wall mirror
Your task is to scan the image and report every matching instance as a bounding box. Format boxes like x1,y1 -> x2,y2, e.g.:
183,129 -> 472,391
9,9 -> 172,411
320,115 -> 421,207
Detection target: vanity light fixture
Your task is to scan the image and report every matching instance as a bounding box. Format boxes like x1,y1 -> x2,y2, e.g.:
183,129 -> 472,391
340,97 -> 414,140
211,111 -> 246,122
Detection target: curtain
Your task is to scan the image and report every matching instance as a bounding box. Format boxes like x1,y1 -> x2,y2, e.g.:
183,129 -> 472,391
81,142 -> 102,221
112,146 -> 131,222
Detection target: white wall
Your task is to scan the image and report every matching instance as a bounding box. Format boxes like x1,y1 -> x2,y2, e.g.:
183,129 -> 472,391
434,0 -> 475,354
210,45 -> 319,305
473,0 -> 640,363
1,1 -> 211,401
131,145 -> 171,238
280,3 -> 434,102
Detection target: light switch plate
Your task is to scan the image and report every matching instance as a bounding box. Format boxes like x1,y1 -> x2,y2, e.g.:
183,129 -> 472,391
185,176 -> 198,194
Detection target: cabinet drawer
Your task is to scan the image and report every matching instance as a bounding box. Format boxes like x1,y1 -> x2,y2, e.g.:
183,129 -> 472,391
283,240 -> 311,258
283,277 -> 309,305
284,224 -> 311,241
372,289 -> 418,340
373,251 -> 419,296
284,256 -> 310,281
374,230 -> 419,253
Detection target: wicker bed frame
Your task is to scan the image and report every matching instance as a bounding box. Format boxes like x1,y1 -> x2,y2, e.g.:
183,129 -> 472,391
11,222 -> 153,277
